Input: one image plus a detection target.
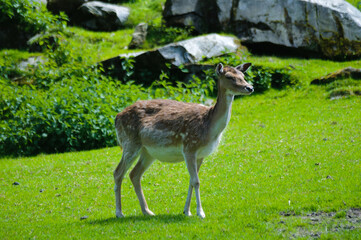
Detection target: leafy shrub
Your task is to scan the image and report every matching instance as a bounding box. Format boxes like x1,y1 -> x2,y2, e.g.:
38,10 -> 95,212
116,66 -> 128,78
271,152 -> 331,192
0,74 -> 214,157
151,69 -> 216,103
248,66 -> 297,92
0,79 -> 145,156
145,22 -> 194,48
0,0 -> 67,49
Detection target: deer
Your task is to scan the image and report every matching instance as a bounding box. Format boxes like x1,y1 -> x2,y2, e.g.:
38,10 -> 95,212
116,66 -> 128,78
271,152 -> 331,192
113,62 -> 254,219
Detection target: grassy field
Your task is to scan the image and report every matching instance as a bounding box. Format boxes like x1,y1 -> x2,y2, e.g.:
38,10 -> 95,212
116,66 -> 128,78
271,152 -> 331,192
1,84 -> 360,239
1,0 -> 361,239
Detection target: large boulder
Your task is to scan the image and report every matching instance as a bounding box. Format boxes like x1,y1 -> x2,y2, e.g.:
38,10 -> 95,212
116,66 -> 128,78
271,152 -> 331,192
101,34 -> 239,85
163,0 -> 220,33
163,0 -> 361,59
47,0 -> 86,17
75,1 -> 130,31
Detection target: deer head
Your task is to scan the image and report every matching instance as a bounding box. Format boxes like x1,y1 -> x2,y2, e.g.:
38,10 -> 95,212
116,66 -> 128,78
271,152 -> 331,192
216,63 -> 254,95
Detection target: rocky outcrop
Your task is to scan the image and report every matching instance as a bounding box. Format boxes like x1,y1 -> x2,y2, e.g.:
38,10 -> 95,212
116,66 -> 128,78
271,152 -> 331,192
75,1 -> 130,31
128,23 -> 148,49
163,0 -> 361,59
311,67 -> 361,84
101,34 -> 239,85
17,56 -> 45,72
163,0 -> 220,33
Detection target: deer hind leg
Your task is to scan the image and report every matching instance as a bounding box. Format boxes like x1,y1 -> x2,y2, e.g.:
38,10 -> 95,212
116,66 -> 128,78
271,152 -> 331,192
129,149 -> 155,216
184,154 -> 205,218
113,144 -> 141,218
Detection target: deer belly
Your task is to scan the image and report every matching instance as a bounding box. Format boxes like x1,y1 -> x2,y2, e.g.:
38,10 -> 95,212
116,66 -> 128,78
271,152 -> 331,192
144,145 -> 184,163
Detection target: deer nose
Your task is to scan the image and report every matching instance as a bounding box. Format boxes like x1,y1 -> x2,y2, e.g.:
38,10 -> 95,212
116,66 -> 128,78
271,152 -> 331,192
245,86 -> 254,93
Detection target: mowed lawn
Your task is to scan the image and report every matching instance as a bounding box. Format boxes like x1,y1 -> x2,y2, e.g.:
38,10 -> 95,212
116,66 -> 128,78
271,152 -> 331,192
1,86 -> 360,239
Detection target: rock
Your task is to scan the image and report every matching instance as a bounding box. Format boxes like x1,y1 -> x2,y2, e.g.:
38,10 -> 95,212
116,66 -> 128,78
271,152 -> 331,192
80,215 -> 88,220
216,0 -> 233,31
311,67 -> 361,85
163,0 -> 361,59
163,0 -> 220,33
154,34 -> 238,66
233,0 -> 361,59
12,182 -> 20,185
128,23 -> 148,49
101,34 -> 239,85
47,0 -> 86,17
17,56 -> 45,71
75,1 -> 130,31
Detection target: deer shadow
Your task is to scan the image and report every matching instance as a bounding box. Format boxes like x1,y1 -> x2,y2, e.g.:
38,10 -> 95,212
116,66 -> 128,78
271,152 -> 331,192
87,213 -> 188,225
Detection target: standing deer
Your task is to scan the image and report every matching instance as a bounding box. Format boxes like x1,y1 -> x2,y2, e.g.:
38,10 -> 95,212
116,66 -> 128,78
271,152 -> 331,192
113,62 -> 253,218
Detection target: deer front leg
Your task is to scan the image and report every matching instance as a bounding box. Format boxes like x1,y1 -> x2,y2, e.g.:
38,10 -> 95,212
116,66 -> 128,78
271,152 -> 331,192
184,158 -> 203,216
184,153 -> 205,218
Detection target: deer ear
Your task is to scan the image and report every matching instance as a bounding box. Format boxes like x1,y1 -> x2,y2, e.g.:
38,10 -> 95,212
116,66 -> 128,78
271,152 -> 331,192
216,63 -> 224,75
236,63 -> 252,73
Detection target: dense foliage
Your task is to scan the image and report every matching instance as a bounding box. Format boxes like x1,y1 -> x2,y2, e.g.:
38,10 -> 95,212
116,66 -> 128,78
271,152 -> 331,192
0,76 -> 214,156
0,0 -> 67,49
145,23 -> 194,48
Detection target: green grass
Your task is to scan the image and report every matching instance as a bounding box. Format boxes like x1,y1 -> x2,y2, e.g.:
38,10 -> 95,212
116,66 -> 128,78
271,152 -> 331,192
123,0 -> 165,27
1,86 -> 360,239
0,49 -> 41,65
66,27 -> 136,62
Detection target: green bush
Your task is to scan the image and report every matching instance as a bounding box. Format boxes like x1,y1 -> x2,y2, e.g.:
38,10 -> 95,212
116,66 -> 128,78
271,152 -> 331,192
0,78 -> 144,156
0,0 -> 67,49
0,74 -> 214,157
145,22 -> 194,48
248,66 -> 296,92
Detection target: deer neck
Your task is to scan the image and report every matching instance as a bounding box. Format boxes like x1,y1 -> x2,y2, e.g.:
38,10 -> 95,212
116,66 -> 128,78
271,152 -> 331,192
208,85 -> 234,138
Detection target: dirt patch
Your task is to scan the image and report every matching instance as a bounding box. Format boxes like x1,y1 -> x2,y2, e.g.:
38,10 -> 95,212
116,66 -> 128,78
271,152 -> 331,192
279,208 -> 361,239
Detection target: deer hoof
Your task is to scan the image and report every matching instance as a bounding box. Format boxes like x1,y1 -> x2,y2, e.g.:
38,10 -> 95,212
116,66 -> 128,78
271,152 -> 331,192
197,210 -> 205,219
143,209 -> 155,216
184,210 -> 192,217
116,211 -> 124,218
